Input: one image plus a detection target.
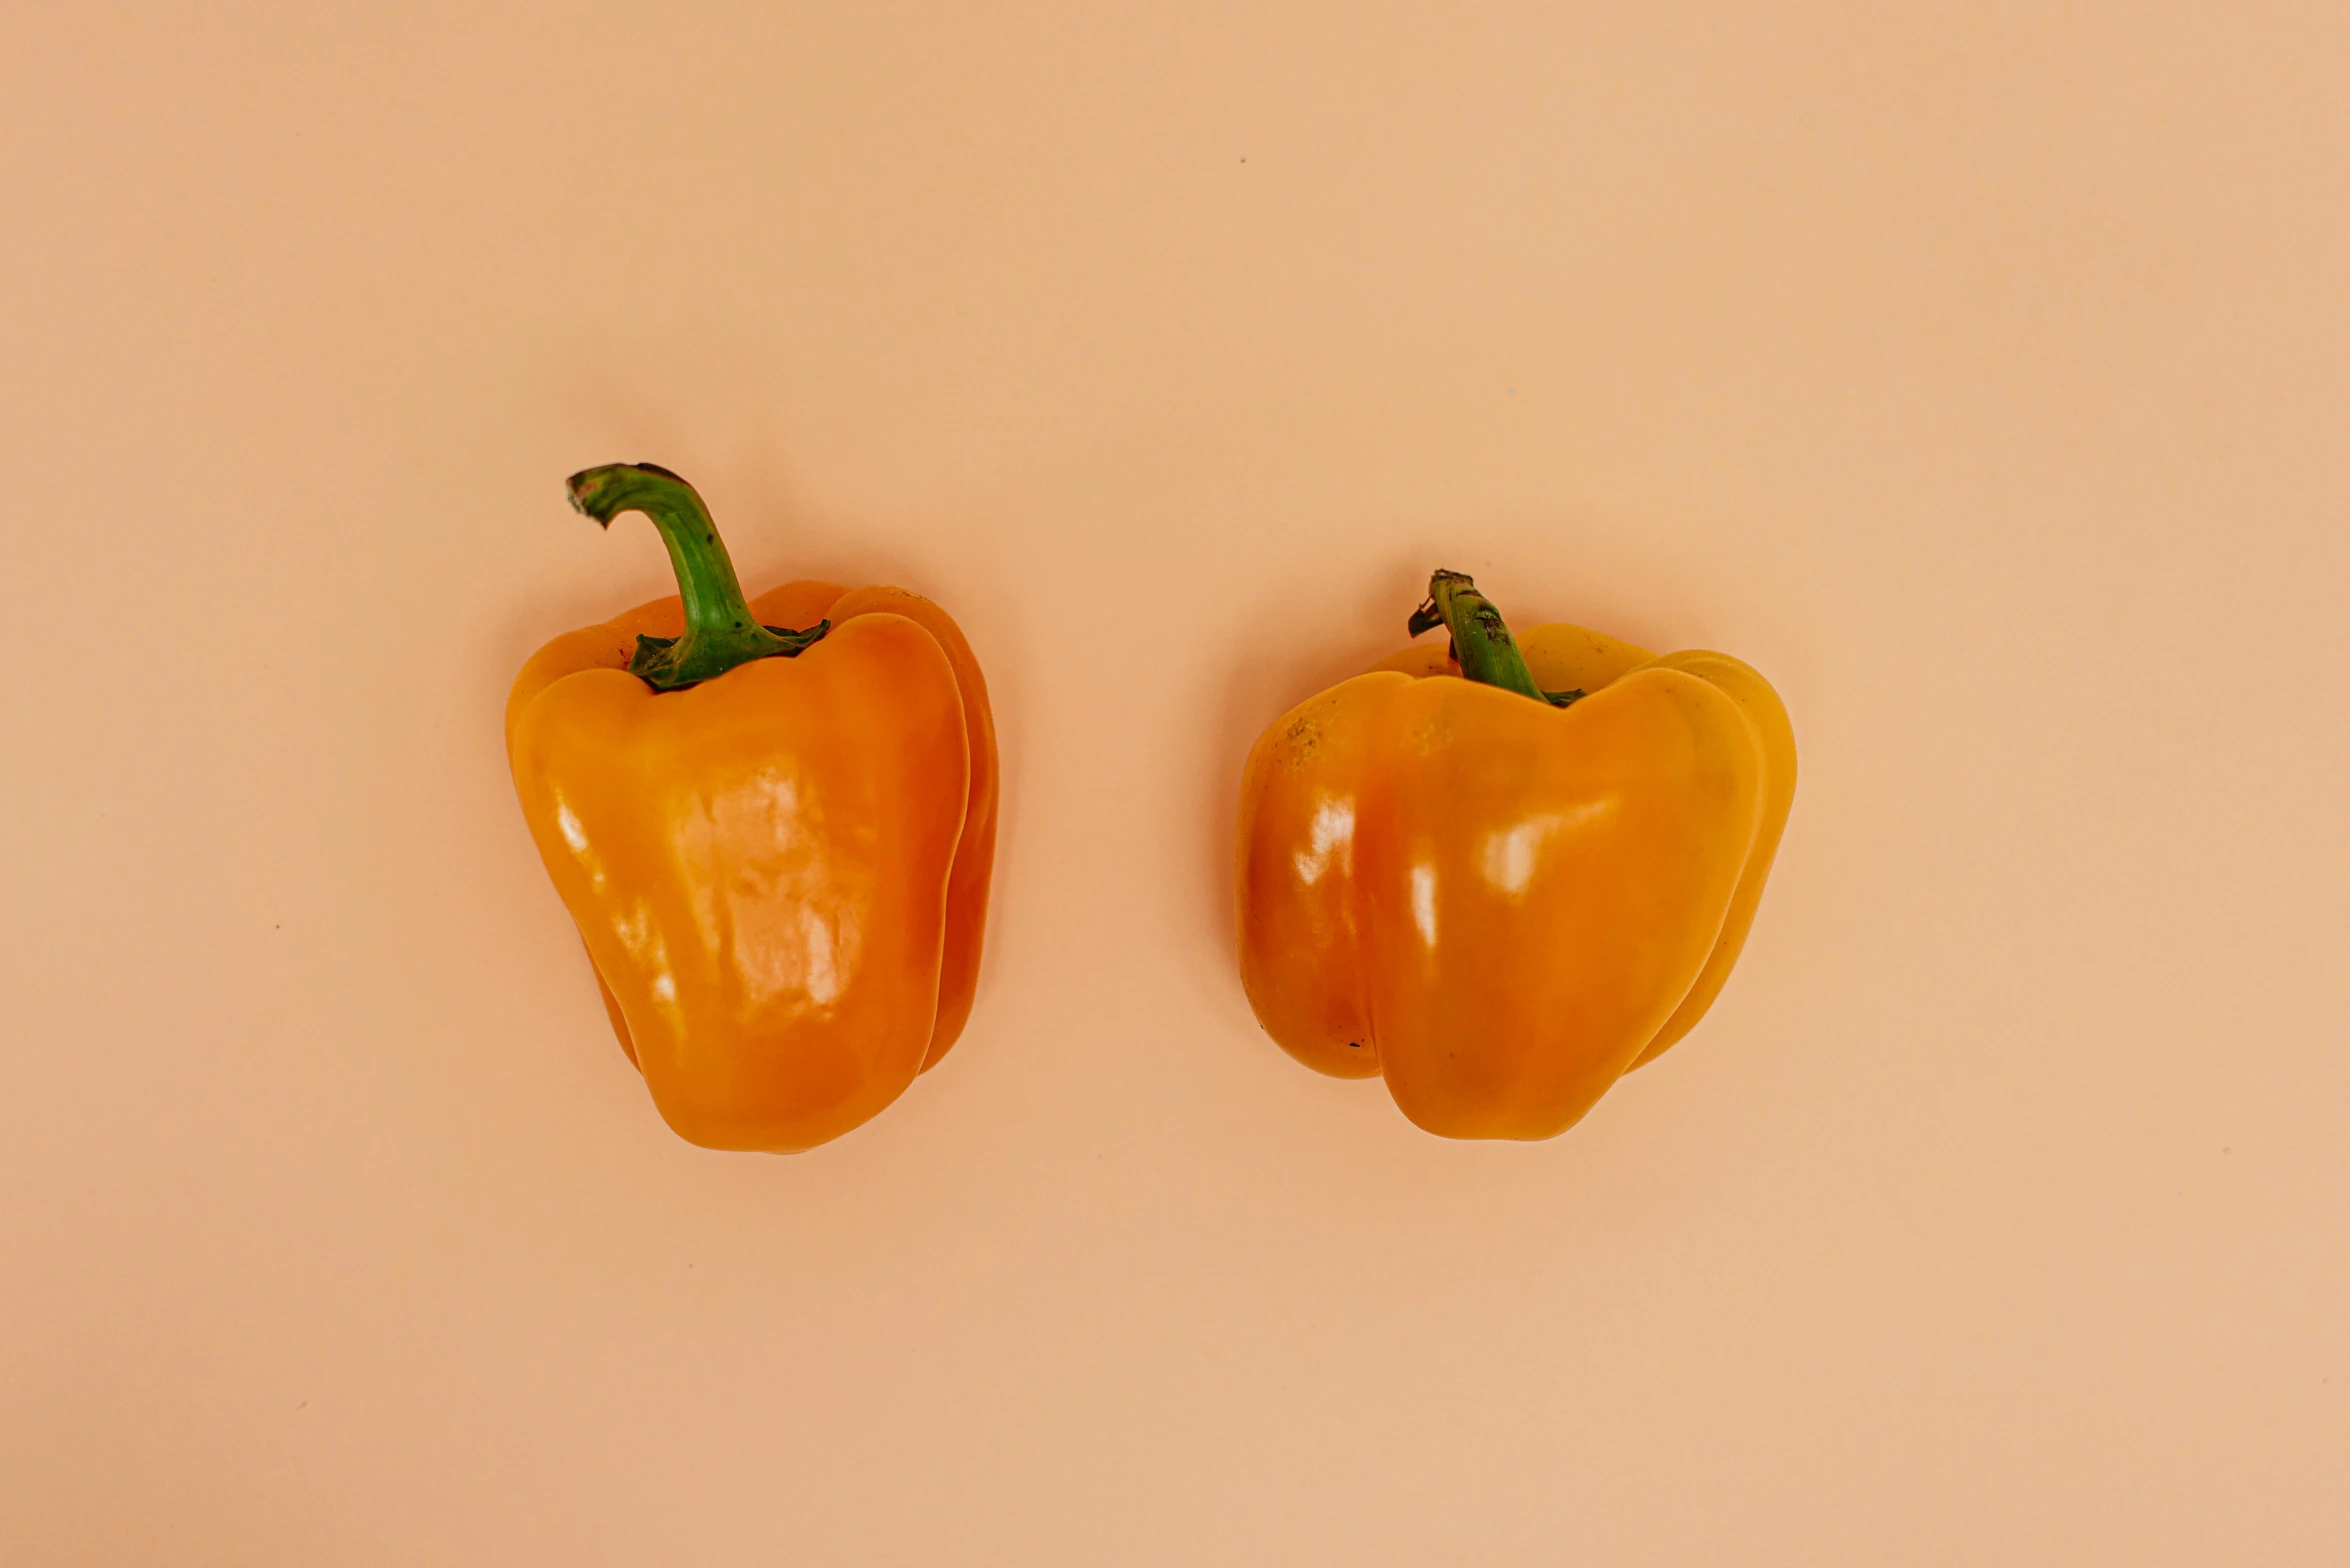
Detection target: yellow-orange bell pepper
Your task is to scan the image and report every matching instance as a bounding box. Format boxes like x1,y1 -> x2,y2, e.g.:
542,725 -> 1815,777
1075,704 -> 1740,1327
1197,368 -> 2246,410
1235,570 -> 1794,1140
505,464 -> 997,1153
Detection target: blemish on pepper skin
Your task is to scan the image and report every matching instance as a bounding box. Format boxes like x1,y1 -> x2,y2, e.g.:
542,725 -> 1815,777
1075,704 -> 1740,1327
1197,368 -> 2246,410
1347,1041 -> 1361,1049
1280,713 -> 1327,766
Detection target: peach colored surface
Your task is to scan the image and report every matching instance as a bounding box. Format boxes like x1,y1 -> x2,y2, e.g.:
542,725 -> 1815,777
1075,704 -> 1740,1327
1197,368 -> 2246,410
4,4 -> 2344,1563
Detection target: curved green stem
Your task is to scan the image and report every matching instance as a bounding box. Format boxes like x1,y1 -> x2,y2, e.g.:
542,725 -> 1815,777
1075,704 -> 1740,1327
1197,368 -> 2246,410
565,463 -> 827,691
1407,569 -> 1582,708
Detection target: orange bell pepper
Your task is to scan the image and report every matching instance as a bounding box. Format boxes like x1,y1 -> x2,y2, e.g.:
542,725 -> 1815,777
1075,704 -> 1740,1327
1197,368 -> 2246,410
1235,570 -> 1794,1140
505,464 -> 997,1152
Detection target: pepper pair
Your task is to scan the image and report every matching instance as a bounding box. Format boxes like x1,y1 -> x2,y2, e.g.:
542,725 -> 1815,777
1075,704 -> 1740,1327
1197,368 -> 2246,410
507,464 -> 1794,1153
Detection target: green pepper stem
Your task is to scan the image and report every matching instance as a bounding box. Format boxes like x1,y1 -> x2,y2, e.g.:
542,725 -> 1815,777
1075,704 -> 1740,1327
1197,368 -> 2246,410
1406,569 -> 1549,703
565,463 -> 826,691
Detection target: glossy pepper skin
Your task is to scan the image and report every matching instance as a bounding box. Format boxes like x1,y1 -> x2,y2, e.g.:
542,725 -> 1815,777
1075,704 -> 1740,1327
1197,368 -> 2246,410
505,465 -> 998,1153
1236,571 -> 1794,1141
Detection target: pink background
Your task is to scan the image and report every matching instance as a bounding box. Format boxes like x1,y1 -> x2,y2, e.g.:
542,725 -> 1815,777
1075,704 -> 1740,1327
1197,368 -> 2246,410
5,3 -> 2345,1562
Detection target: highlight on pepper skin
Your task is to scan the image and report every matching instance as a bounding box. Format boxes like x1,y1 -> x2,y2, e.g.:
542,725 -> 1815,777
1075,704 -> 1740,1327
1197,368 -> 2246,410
504,463 -> 999,1154
1233,569 -> 1795,1141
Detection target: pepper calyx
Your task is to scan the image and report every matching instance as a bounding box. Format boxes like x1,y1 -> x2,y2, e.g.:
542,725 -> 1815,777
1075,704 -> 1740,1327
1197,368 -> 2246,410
565,462 -> 830,693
